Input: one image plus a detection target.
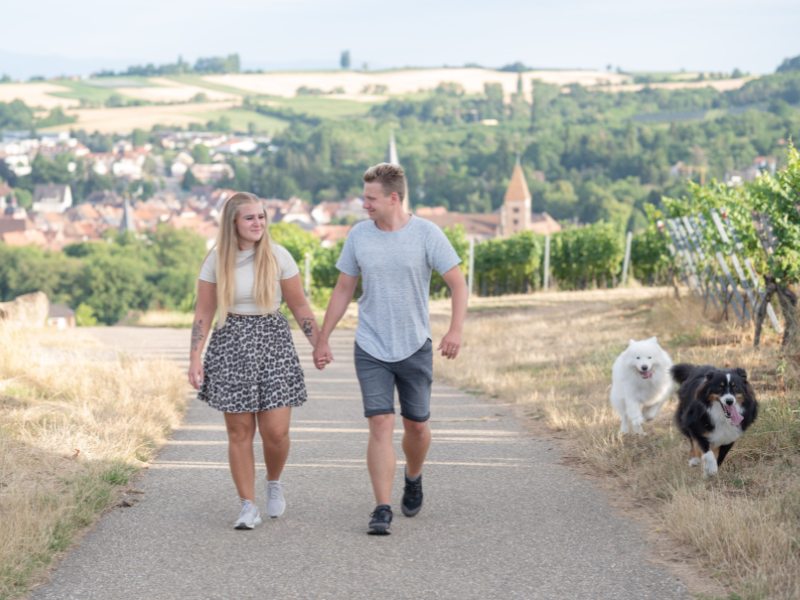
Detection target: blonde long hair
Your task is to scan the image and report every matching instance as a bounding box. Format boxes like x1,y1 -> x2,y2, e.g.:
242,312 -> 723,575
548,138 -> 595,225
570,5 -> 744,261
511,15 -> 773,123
204,192 -> 279,327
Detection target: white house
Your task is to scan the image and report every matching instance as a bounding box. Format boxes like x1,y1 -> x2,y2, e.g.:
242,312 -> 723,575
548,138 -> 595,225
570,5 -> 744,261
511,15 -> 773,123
32,184 -> 73,214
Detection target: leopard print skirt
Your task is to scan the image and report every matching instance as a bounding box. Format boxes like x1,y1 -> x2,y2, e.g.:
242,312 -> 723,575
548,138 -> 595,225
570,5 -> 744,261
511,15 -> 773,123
198,313 -> 307,413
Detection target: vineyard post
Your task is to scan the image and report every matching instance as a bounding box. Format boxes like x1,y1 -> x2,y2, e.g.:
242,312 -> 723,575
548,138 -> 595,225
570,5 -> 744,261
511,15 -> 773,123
467,238 -> 475,297
304,253 -> 311,297
710,210 -> 758,322
720,211 -> 781,332
666,219 -> 708,301
621,231 -> 632,286
543,234 -> 551,292
695,214 -> 746,321
681,216 -> 727,310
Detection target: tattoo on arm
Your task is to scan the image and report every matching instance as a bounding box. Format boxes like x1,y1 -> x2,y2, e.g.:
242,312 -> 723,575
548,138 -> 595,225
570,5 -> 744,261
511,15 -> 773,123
191,320 -> 204,352
300,317 -> 315,339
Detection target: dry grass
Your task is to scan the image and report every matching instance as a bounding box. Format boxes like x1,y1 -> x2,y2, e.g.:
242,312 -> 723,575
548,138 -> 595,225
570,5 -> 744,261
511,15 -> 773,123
0,326 -> 188,599
205,68 -> 627,102
0,83 -> 80,109
432,290 -> 800,600
40,100 -> 238,134
115,78 -> 238,103
129,310 -> 196,328
602,77 -> 757,94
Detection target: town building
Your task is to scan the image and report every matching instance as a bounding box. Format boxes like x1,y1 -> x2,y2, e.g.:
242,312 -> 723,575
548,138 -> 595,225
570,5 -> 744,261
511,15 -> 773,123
47,304 -> 76,329
32,184 -> 72,214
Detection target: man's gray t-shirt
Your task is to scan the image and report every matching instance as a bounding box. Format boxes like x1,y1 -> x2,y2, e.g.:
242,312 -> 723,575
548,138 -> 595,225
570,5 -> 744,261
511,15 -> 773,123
336,216 -> 461,362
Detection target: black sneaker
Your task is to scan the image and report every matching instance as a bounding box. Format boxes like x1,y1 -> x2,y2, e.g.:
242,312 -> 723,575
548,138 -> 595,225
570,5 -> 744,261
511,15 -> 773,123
402,472 -> 423,517
368,504 -> 392,535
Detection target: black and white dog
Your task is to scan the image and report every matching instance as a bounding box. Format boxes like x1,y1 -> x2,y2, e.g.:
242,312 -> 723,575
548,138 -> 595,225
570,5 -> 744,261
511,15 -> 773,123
671,363 -> 759,479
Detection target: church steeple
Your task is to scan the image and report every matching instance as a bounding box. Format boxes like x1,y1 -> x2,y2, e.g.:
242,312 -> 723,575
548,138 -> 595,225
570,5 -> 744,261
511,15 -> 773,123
385,130 -> 409,214
501,161 -> 531,237
386,129 -> 399,165
119,198 -> 137,233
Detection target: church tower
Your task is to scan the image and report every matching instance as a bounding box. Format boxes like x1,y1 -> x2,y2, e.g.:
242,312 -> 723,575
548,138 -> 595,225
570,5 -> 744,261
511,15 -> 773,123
119,197 -> 137,233
386,130 -> 410,214
502,160 -> 531,236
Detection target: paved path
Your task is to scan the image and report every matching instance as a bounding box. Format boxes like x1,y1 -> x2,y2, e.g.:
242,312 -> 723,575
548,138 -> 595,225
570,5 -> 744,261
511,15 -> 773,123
32,327 -> 688,600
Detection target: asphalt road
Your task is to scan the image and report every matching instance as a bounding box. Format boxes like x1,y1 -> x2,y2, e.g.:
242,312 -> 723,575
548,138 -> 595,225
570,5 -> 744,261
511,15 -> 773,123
30,327 -> 688,600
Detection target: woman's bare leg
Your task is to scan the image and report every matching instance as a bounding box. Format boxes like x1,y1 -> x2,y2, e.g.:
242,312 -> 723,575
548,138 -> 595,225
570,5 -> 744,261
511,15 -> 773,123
257,407 -> 292,481
224,412 -> 258,501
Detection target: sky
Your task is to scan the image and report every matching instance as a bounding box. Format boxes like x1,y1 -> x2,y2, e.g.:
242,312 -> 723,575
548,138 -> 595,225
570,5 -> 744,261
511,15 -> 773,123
1,0 -> 799,79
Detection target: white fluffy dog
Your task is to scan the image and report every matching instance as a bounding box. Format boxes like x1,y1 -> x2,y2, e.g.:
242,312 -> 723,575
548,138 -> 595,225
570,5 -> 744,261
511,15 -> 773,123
609,337 -> 673,435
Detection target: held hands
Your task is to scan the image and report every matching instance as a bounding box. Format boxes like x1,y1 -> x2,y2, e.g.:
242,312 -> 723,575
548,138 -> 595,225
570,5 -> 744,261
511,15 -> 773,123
438,329 -> 462,360
188,359 -> 204,390
313,340 -> 334,371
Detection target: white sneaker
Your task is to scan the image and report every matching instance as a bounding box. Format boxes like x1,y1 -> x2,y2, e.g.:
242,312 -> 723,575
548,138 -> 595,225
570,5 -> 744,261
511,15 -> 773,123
266,479 -> 286,518
234,499 -> 262,530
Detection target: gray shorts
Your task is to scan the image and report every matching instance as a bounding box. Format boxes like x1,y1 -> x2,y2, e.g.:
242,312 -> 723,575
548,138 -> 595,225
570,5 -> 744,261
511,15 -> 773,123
354,340 -> 433,423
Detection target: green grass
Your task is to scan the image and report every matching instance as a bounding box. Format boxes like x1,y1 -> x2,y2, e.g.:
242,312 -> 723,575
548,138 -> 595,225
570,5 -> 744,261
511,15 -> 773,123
80,76 -> 157,88
45,81 -> 141,105
164,75 -> 247,97
184,107 -> 289,134
271,96 -> 373,119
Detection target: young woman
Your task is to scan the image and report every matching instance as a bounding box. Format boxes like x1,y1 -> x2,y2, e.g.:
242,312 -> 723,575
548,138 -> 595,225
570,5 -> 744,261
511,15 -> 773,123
188,192 -> 319,530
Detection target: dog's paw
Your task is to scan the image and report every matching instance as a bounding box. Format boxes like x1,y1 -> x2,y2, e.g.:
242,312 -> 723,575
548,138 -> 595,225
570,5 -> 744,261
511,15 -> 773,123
688,457 -> 700,467
702,452 -> 718,478
643,407 -> 660,421
631,417 -> 645,435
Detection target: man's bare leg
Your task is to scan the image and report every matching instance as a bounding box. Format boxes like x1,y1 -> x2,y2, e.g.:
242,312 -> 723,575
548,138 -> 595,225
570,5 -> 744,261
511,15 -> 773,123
367,413 -> 396,505
402,418 -> 431,479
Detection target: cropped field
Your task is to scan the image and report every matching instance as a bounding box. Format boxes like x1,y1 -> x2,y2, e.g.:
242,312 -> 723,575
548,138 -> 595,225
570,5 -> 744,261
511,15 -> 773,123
39,100 -> 238,134
0,326 -> 188,599
603,76 -> 758,94
205,68 -> 629,101
45,82 -> 130,106
0,83 -> 79,109
267,96 -> 376,118
431,290 -> 800,599
116,77 -> 237,103
188,108 -> 289,133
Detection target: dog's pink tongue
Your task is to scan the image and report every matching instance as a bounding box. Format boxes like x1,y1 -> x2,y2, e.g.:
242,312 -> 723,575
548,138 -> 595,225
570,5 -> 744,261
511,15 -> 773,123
729,404 -> 744,426
642,370 -> 653,379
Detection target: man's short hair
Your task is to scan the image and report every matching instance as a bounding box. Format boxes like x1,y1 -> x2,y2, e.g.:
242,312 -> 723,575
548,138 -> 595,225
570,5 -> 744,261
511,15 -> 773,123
363,163 -> 406,202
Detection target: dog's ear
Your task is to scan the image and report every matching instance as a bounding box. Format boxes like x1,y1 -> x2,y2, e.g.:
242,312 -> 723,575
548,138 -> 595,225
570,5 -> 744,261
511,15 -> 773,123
705,370 -> 715,381
735,367 -> 748,382
629,339 -> 636,346
648,336 -> 658,343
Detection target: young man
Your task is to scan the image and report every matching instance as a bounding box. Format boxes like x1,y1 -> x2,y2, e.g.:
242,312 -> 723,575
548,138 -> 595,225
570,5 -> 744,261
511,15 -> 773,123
313,163 -> 467,535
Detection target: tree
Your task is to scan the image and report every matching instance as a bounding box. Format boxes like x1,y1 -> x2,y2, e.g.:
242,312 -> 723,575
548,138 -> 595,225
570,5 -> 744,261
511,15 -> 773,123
182,169 -> 200,190
776,54 -> 800,73
340,50 -> 351,70
191,143 -> 211,164
105,93 -> 125,108
0,99 -> 34,130
531,80 -> 559,125
13,188 -> 32,208
194,54 -> 240,74
483,83 -> 504,119
132,128 -> 148,146
31,153 -> 71,186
